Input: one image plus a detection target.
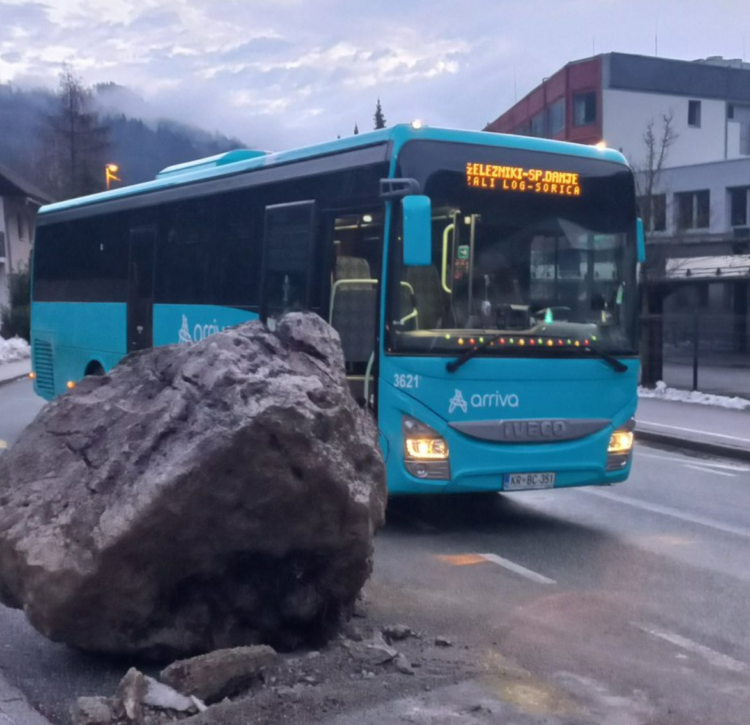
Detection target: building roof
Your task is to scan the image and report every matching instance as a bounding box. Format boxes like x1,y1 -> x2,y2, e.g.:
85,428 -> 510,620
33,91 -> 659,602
0,162 -> 53,205
606,52 -> 750,103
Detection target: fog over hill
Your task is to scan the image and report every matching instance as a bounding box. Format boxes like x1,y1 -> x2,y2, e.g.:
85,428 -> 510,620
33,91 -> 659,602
0,82 -> 246,196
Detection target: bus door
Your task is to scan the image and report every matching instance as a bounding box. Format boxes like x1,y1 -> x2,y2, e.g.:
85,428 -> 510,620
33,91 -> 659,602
260,201 -> 317,329
127,226 -> 156,352
327,208 -> 383,407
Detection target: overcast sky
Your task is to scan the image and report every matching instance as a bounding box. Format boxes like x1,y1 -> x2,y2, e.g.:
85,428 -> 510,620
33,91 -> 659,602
0,0 -> 747,149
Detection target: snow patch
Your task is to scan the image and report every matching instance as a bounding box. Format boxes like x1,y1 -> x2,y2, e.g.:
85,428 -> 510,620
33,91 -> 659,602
639,381 -> 750,410
0,336 -> 30,364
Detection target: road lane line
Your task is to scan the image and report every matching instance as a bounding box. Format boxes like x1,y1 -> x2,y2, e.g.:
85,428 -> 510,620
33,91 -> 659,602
583,489 -> 750,541
437,554 -> 486,566
637,450 -> 750,472
693,462 -> 750,472
637,624 -> 747,673
683,463 -> 736,477
638,420 -> 750,443
479,553 -> 556,585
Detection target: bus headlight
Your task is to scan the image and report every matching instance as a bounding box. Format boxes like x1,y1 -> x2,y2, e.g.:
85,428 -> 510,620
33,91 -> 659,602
403,415 -> 451,479
608,430 -> 634,454
607,419 -> 635,470
405,437 -> 449,460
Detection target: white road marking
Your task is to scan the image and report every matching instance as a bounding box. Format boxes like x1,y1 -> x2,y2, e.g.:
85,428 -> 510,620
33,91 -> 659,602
683,463 -> 736,478
584,489 -> 750,540
637,450 -> 750,472
637,624 -> 747,673
479,553 -> 556,585
638,420 -> 750,444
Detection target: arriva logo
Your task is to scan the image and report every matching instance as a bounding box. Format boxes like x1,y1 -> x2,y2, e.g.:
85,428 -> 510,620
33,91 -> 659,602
448,389 -> 468,414
178,314 -> 226,344
178,315 -> 193,343
449,388 -> 519,414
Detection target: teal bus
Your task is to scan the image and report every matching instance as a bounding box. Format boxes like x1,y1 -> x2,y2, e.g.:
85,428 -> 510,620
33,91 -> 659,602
31,124 -> 644,494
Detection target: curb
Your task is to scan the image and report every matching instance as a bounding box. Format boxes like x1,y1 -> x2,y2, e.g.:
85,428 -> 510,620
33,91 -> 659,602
0,373 -> 31,388
0,671 -> 55,725
636,429 -> 750,463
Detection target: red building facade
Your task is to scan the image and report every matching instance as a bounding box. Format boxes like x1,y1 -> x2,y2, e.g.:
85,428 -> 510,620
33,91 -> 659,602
485,56 -> 603,146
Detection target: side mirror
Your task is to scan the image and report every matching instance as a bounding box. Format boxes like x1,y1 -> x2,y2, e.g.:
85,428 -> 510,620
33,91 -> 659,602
636,218 -> 646,263
402,195 -> 432,266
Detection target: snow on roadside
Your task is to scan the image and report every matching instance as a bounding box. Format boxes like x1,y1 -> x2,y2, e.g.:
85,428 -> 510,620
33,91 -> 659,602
638,380 -> 750,411
0,335 -> 30,364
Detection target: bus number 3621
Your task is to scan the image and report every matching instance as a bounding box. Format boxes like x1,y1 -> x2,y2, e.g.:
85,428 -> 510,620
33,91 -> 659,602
394,374 -> 420,389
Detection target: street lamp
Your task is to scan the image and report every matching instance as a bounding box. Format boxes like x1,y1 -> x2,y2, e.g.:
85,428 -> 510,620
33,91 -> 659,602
105,163 -> 121,191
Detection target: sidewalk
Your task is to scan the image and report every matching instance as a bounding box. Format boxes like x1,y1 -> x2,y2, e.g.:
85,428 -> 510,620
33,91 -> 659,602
636,397 -> 750,462
662,361 -> 750,400
0,671 -> 53,725
0,360 -> 31,386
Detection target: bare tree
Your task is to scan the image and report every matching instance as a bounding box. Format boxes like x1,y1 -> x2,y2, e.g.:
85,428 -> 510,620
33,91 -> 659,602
633,112 -> 678,386
37,65 -> 110,200
634,111 -> 678,228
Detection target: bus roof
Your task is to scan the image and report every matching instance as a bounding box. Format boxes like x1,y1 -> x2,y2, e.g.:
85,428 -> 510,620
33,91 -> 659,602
39,124 -> 629,217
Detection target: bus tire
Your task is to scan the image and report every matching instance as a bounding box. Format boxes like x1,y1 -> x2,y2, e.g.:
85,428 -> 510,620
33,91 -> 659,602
85,361 -> 105,377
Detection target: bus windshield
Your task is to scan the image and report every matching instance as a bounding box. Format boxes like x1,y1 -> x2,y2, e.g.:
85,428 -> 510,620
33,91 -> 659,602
387,141 -> 639,358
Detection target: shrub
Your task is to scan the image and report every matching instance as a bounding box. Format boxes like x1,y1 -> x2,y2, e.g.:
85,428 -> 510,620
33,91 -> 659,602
0,266 -> 31,342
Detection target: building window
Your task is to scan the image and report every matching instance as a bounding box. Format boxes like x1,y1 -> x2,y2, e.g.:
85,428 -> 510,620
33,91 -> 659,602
638,194 -> 667,232
688,100 -> 702,128
676,190 -> 710,230
547,99 -> 565,135
652,194 -> 667,231
730,104 -> 750,155
530,111 -> 545,137
573,92 -> 596,126
729,187 -> 749,227
0,231 -> 6,259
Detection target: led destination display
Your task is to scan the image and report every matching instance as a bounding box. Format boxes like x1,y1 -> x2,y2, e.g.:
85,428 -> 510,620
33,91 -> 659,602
466,162 -> 582,196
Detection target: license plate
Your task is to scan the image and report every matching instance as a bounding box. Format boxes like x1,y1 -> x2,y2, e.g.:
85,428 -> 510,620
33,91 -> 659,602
503,472 -> 556,491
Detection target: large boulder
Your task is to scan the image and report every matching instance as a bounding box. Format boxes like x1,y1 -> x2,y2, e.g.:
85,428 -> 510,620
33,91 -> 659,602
0,313 -> 386,658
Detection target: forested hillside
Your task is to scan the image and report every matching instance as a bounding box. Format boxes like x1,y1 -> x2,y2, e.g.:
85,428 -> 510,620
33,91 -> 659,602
0,82 -> 245,198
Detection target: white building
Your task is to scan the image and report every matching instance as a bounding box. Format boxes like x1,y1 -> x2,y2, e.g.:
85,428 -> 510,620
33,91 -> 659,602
487,53 -> 750,385
605,55 -> 750,169
0,163 -> 51,309
487,52 -> 750,167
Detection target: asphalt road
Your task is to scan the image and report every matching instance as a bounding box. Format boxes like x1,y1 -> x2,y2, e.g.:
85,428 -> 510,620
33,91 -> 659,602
2,379 -> 750,724
0,377 -> 44,449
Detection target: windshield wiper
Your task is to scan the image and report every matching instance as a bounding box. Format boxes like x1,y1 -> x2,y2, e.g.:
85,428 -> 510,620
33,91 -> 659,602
446,333 -> 503,373
446,335 -> 630,374
584,344 -> 628,373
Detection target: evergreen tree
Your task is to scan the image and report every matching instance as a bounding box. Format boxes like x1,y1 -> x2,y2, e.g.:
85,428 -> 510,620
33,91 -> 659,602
37,65 -> 110,199
373,98 -> 387,130
353,123 -> 359,135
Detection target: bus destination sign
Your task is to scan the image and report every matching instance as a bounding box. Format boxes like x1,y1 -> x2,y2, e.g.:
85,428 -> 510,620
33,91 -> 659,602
466,163 -> 581,196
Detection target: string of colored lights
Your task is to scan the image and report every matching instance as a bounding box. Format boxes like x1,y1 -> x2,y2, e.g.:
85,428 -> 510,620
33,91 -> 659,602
443,334 -> 598,348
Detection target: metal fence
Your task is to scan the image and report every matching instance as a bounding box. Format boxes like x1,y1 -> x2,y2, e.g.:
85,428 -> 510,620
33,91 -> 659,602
641,313 -> 750,398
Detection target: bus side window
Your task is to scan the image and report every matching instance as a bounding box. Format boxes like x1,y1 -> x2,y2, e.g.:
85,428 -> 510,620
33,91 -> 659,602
261,201 -> 317,328
157,192 -> 261,310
